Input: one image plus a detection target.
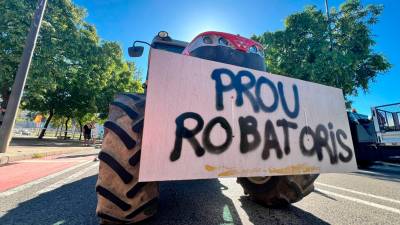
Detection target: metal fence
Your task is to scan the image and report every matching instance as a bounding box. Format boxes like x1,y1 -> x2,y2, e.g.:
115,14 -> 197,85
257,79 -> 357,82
376,103 -> 400,132
13,120 -> 104,140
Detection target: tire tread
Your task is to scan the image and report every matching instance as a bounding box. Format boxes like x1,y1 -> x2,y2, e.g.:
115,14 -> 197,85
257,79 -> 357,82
96,93 -> 158,224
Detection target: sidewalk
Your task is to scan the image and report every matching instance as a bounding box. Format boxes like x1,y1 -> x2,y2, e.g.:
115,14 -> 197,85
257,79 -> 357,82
0,137 -> 97,165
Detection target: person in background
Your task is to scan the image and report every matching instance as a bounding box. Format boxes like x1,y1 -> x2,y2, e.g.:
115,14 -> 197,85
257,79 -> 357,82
83,123 -> 91,146
92,122 -> 100,161
0,107 -> 5,127
91,122 -> 98,146
0,91 -> 10,127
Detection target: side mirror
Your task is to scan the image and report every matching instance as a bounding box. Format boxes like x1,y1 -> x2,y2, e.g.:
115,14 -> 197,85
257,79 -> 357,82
128,46 -> 144,57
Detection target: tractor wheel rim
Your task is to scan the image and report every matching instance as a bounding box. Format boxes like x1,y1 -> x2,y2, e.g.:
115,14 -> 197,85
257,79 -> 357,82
247,176 -> 271,184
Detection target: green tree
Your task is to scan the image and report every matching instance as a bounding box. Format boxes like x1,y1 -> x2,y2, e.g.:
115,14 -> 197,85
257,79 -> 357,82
3,0 -> 143,139
21,0 -> 88,138
252,0 -> 391,101
94,42 -> 143,119
13,0 -> 141,138
0,0 -> 35,106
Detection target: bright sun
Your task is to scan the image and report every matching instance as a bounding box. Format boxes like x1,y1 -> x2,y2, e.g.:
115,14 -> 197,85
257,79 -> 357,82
181,17 -> 234,41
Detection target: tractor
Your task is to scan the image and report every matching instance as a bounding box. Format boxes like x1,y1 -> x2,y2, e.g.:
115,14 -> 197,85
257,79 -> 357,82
95,31 -> 319,224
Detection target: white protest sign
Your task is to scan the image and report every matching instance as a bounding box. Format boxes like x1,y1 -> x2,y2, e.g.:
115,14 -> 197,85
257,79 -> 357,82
139,49 -> 357,182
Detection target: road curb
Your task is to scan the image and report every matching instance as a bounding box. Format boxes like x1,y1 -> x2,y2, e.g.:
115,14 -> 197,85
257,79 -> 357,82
0,148 -> 90,166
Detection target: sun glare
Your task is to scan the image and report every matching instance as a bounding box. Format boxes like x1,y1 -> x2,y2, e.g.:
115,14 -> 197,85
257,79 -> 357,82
181,17 -> 234,42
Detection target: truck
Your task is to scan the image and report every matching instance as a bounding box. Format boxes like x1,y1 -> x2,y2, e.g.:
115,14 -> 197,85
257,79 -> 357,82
348,102 -> 400,168
95,31 -> 357,224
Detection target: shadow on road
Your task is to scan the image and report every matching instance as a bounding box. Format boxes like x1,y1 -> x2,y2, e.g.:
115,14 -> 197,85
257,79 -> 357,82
237,194 -> 330,225
142,179 -> 329,225
10,137 -> 84,147
313,189 -> 337,201
0,177 -> 329,225
145,179 -> 244,225
0,175 -> 99,225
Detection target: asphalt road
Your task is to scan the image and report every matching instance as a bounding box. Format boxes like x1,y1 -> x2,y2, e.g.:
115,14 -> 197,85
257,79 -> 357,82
1,151 -> 399,225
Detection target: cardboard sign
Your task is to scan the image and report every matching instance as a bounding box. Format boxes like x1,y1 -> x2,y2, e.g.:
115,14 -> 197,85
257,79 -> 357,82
139,49 -> 357,182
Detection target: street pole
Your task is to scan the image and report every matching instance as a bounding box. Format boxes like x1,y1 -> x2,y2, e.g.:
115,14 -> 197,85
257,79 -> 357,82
324,0 -> 330,19
0,0 -> 48,153
325,0 -> 333,51
324,0 -> 338,87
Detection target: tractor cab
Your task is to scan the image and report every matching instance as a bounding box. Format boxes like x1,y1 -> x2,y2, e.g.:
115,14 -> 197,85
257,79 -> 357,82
129,31 -> 266,71
128,31 -> 188,57
183,31 -> 266,71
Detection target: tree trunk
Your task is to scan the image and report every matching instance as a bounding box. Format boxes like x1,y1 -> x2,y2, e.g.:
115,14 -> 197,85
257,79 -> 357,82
38,109 -> 54,139
72,121 -> 76,139
79,121 -> 83,141
59,120 -> 64,138
64,117 -> 70,139
55,125 -> 60,137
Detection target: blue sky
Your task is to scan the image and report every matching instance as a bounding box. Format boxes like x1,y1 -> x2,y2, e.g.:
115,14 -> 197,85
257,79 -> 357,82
73,0 -> 398,116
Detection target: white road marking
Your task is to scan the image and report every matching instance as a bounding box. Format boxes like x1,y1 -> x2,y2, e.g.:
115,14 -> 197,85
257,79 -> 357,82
219,178 -> 253,224
20,160 -> 88,163
316,188 -> 400,215
38,162 -> 99,194
0,160 -> 93,197
316,182 -> 400,205
229,195 -> 253,224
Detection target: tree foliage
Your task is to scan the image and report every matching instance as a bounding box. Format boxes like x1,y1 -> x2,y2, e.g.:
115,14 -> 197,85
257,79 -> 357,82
1,0 -> 142,138
252,0 -> 391,99
0,0 -> 35,102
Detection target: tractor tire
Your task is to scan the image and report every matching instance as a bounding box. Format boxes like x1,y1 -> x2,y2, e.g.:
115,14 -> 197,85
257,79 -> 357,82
96,93 -> 159,225
237,174 -> 319,207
